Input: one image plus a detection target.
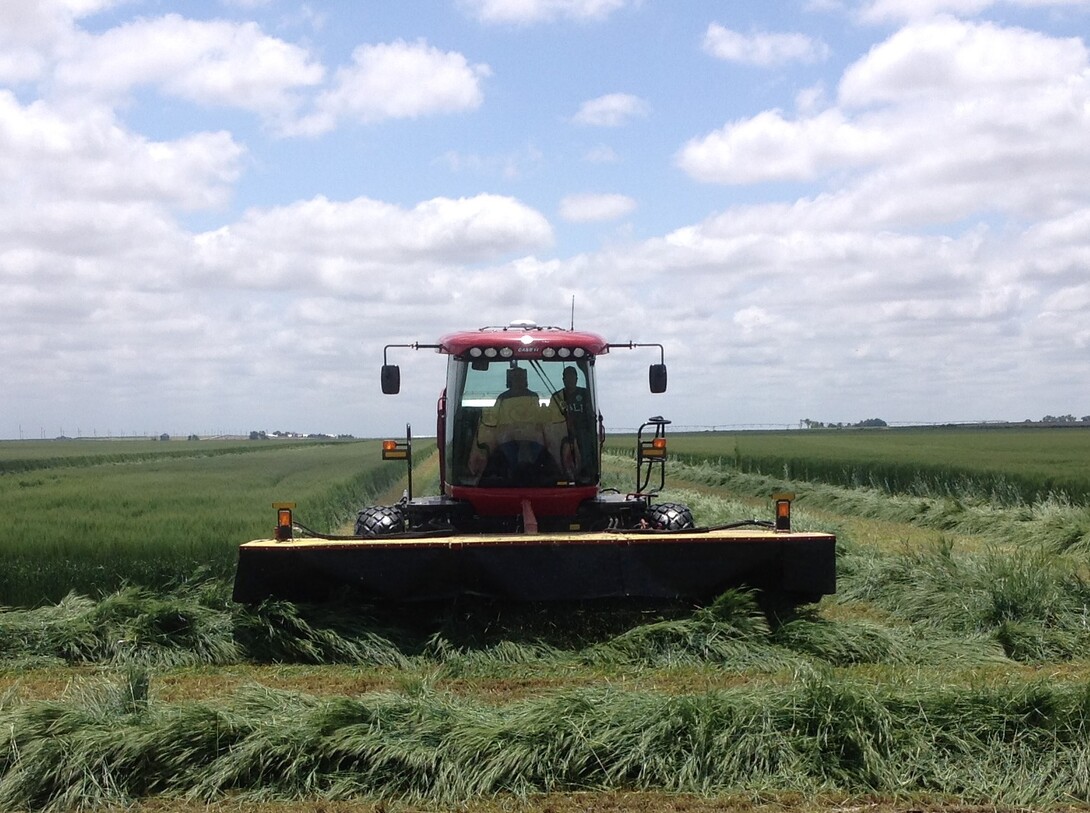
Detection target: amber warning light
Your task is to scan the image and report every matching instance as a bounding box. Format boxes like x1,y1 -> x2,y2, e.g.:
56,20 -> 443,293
382,439 -> 409,460
641,437 -> 667,458
273,502 -> 296,541
772,492 -> 795,532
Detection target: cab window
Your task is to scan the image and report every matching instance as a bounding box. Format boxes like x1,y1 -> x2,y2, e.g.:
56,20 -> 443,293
447,359 -> 598,487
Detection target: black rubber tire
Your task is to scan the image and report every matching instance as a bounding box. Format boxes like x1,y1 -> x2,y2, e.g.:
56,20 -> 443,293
354,505 -> 405,536
646,502 -> 695,530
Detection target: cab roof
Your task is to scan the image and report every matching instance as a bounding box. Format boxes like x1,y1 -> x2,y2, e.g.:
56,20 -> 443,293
438,321 -> 609,359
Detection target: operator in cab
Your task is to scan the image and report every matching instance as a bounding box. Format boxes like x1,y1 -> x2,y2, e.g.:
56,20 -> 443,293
471,364 -> 552,483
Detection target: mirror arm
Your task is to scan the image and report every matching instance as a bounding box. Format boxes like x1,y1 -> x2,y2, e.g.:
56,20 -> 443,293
607,342 -> 665,365
383,342 -> 442,364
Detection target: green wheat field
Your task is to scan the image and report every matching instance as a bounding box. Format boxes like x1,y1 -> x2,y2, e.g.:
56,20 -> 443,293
2,428 -> 1090,813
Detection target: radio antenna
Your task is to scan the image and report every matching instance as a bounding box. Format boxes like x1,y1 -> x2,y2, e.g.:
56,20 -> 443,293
570,295 -> 575,330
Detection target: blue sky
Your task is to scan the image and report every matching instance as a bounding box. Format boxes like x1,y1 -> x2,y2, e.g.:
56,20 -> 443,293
2,0 -> 1089,439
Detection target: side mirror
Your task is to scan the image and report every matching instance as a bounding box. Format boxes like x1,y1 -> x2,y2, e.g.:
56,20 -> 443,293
381,364 -> 401,395
649,363 -> 667,393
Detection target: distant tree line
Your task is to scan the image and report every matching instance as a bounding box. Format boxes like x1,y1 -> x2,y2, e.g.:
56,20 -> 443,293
799,415 -> 1090,429
801,418 -> 888,429
249,430 -> 356,440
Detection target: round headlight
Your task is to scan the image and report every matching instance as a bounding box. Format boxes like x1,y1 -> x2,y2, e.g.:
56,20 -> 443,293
484,347 -> 498,358
573,347 -> 586,358
542,347 -> 556,358
469,347 -> 482,358
558,347 -> 571,358
499,347 -> 514,358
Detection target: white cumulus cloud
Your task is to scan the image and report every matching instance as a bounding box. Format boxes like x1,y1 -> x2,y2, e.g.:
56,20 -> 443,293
677,18 -> 1090,229
572,93 -> 649,126
703,23 -> 830,66
0,91 -> 244,210
857,0 -> 1090,23
559,193 -> 636,222
460,0 -> 630,23
195,193 -> 554,290
839,16 -> 1087,106
295,39 -> 490,135
676,108 -> 887,184
53,14 -> 325,124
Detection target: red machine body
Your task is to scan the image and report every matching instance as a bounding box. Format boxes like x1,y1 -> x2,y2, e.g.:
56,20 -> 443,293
232,320 -> 836,605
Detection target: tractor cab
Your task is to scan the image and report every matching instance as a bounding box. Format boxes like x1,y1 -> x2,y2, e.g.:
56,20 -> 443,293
378,321 -> 668,530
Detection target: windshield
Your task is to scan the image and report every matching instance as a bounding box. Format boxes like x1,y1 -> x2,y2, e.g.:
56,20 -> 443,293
446,358 -> 598,488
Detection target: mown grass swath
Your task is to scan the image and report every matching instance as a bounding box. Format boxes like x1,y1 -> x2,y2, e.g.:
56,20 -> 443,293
0,584 -> 1086,806
2,671 -> 1090,810
0,439 -> 401,606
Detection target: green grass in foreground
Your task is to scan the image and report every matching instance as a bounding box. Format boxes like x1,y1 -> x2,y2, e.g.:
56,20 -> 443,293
3,667 -> 1089,811
0,580 -> 1088,810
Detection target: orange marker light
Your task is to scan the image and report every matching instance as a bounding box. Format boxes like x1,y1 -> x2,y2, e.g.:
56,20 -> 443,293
273,502 -> 296,541
772,492 -> 795,532
640,436 -> 668,459
382,439 -> 409,460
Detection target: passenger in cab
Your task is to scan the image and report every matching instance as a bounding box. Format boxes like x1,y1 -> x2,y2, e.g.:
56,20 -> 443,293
548,366 -> 594,481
